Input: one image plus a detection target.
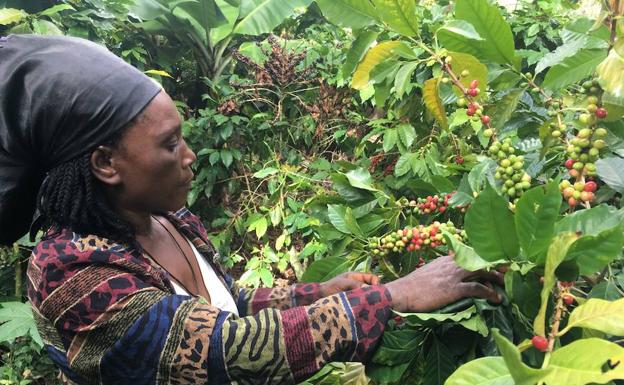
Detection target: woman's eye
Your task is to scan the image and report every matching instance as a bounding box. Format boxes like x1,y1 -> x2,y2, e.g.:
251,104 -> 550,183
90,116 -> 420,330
167,140 -> 179,150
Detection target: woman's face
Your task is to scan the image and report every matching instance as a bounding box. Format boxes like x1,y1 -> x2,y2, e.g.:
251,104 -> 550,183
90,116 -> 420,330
104,90 -> 196,214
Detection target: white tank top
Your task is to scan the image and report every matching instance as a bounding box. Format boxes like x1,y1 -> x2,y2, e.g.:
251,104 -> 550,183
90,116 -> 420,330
170,238 -> 239,316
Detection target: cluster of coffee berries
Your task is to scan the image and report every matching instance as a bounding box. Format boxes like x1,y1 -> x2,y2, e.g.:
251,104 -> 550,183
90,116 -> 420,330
581,78 -> 602,96
559,179 -> 597,207
395,194 -> 456,216
564,127 -> 607,179
369,222 -> 466,257
547,121 -> 568,138
489,138 -> 531,199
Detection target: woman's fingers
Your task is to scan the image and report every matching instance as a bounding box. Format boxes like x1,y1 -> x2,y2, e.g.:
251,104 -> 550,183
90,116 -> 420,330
465,269 -> 505,286
460,281 -> 502,303
343,272 -> 380,285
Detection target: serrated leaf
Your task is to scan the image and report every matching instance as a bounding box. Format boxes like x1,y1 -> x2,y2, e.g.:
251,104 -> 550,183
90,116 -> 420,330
371,0 -> 418,37
342,31 -> 379,78
454,0 -> 515,65
352,41 -> 408,89
514,182 -> 562,261
491,89 -> 523,131
424,337 -> 456,385
492,329 -> 551,385
445,357 -> 512,385
596,157 -> 624,193
423,77 -> 449,130
542,48 -> 607,90
395,153 -> 416,177
533,233 -> 579,336
541,339 -> 624,385
371,329 -> 424,366
465,186 -> 519,261
559,298 -> 624,336
395,305 -> 476,326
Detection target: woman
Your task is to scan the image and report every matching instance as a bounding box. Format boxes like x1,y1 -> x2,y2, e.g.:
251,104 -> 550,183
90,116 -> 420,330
0,35 -> 503,385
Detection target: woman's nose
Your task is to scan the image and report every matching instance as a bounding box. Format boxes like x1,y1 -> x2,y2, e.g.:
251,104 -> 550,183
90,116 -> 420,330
181,139 -> 196,166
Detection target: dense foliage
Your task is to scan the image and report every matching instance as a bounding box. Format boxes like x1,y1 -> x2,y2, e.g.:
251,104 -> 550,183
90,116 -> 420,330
1,0 -> 624,384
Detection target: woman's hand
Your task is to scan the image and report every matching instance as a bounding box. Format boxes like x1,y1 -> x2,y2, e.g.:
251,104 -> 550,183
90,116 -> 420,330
385,255 -> 504,313
319,272 -> 381,297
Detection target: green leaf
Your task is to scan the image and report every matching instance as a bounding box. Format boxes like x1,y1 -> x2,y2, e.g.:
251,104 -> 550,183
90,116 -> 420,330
395,305 -> 476,326
0,8 -> 26,25
220,150 -> 234,167
458,315 -> 488,336
300,256 -> 350,282
327,205 -> 364,238
445,357 -> 513,385
491,89 -> 523,131
397,123 -> 416,148
424,337 -> 456,385
253,167 -> 279,178
233,0 -> 313,35
394,62 -> 419,98
566,225 -> 624,275
144,69 -> 174,78
371,0 -> 418,37
259,268 -> 273,287
345,168 -> 378,192
32,19 -> 63,35
492,329 -> 551,385
39,4 -> 75,16
342,31 -> 379,78
371,329 -> 425,366
441,229 -> 500,271
255,217 -> 268,238
423,77 -> 449,130
542,49 -> 607,90
352,41 -> 409,90
596,157 -> 624,193
555,204 -> 624,237
437,19 -> 483,41
447,52 -> 487,100
0,302 -> 39,345
559,298 -> 624,336
395,153 -> 417,177
210,0 -> 240,45
533,233 -> 579,336
465,186 -> 519,261
176,0 -> 227,32
514,182 -> 562,261
315,0 -> 377,29
541,339 -> 624,385
453,0 -> 515,65
383,128 -> 398,152
597,39 -> 624,97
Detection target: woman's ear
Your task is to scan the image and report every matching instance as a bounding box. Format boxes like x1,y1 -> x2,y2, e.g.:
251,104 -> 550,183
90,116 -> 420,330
90,146 -> 121,186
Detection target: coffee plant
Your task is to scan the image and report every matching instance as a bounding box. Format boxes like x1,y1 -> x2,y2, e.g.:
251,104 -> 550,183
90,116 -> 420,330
2,0 -> 624,384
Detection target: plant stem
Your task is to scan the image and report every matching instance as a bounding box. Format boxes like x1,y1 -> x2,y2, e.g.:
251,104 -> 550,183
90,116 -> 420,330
13,243 -> 22,299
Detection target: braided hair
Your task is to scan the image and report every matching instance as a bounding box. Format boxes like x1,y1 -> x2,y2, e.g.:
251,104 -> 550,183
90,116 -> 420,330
36,115 -> 142,243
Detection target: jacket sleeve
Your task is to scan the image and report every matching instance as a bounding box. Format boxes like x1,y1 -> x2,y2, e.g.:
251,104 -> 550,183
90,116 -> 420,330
235,283 -> 329,317
28,240 -> 393,385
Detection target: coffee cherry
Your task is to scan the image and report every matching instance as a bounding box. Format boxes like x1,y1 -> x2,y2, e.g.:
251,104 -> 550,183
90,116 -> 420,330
531,336 -> 549,352
467,88 -> 479,97
456,97 -> 467,107
595,107 -> 608,119
579,113 -> 592,124
481,115 -> 490,124
580,191 -> 594,202
564,159 -> 574,169
563,295 -> 574,306
587,96 -> 598,104
593,139 -> 606,150
584,181 -> 597,192
466,107 -> 476,116
483,128 -> 493,138
594,128 -> 607,138
551,130 -> 561,138
461,69 -> 470,77
469,79 -> 478,89
568,197 -> 578,206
